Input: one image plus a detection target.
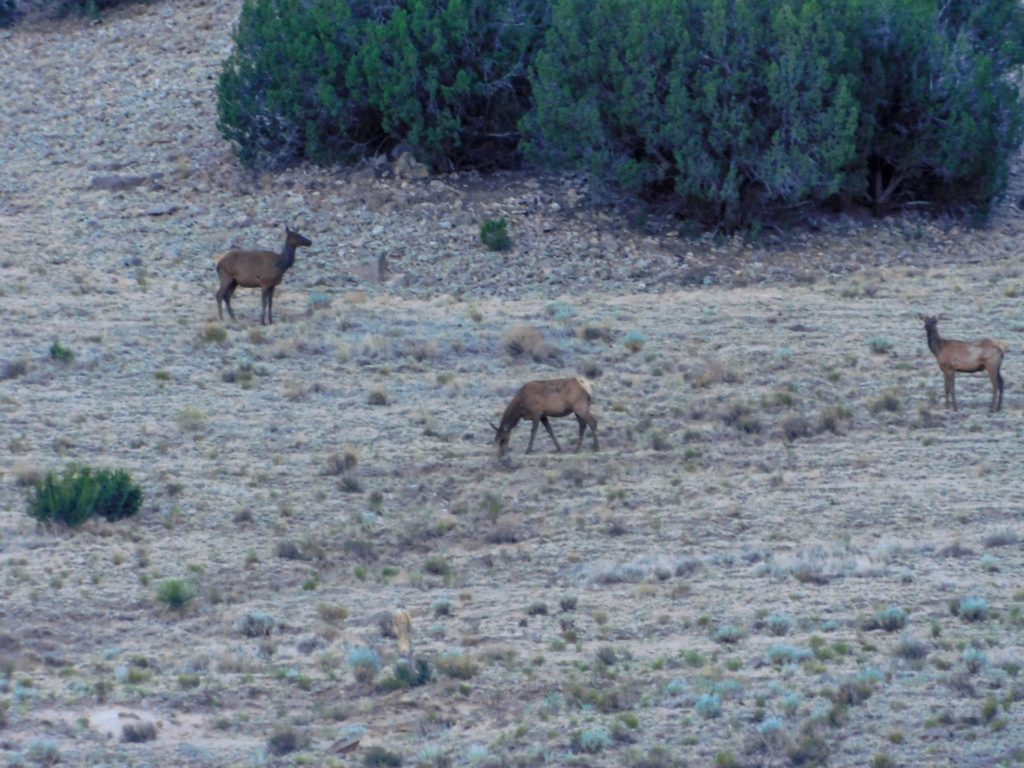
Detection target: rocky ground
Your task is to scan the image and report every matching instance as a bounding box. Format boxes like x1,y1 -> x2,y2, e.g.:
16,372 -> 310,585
1,1 -> 1024,767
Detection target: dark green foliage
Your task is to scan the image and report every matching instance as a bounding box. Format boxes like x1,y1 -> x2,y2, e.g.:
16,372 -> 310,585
522,0 -> 860,230
363,746 -> 403,767
382,658 -> 433,690
28,465 -> 143,528
219,0 -> 1024,229
49,340 -> 74,363
0,0 -> 19,27
855,0 -> 1024,215
523,0 -> 1024,229
218,0 -> 549,170
480,218 -> 512,251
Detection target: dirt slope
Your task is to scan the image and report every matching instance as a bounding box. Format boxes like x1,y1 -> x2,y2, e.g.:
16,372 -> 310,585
1,2 -> 1023,767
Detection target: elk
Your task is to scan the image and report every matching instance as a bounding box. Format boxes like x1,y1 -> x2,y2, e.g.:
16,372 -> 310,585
918,314 -> 1007,412
214,226 -> 312,325
492,377 -> 598,456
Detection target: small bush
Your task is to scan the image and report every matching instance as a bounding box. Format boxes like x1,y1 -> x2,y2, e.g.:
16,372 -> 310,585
176,407 -> 208,433
435,650 -> 479,679
765,613 -> 793,636
480,218 -> 512,251
623,332 -> 646,353
236,611 -> 276,637
895,636 -> 929,661
572,727 -> 611,753
1,358 -> 28,380
818,405 -> 853,434
695,693 -> 722,719
868,337 -> 894,354
26,739 -> 60,766
874,606 -> 909,632
954,596 -> 990,622
200,323 -> 228,344
766,644 -> 812,665
348,647 -> 382,685
714,625 -> 743,644
267,726 -> 309,756
963,646 -> 987,674
155,578 -> 197,612
381,658 -> 433,690
49,340 -> 74,363
363,746 -> 403,767
121,721 -> 158,743
869,388 -> 903,414
28,465 -> 143,528
500,325 -> 561,364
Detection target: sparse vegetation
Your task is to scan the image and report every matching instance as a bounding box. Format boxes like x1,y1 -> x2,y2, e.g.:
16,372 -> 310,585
6,5 -> 1024,765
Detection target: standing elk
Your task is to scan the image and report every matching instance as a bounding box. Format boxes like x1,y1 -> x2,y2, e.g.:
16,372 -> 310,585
918,314 -> 1007,412
492,377 -> 598,456
214,226 -> 312,325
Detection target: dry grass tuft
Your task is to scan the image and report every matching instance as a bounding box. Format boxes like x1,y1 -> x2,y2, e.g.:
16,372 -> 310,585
500,325 -> 561,364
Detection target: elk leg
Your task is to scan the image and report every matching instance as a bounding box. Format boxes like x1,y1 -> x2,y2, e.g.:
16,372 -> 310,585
220,281 -> 237,321
991,368 -> 1004,412
260,286 -> 275,326
541,416 -> 562,452
574,414 -> 586,452
944,372 -> 956,410
589,417 -> 599,451
526,419 -> 540,453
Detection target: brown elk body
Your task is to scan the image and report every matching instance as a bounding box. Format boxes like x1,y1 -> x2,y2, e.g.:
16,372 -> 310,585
214,227 -> 312,325
918,314 -> 1006,412
493,377 -> 598,456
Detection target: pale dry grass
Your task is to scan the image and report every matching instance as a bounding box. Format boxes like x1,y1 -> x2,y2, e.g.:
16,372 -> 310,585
0,2 -> 1022,765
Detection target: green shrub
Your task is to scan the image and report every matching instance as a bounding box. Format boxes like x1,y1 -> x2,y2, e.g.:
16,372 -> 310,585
49,340 -> 74,363
0,0 -> 19,27
155,578 -> 197,612
28,465 -> 143,528
362,746 -> 403,767
523,0 -> 861,231
381,658 -> 433,690
522,0 -> 1024,230
218,0 -> 549,170
480,218 -> 512,251
854,0 -> 1024,215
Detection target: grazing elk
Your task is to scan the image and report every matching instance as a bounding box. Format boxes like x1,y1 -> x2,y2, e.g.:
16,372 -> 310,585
214,226 -> 312,325
492,377 -> 598,456
918,314 -> 1007,412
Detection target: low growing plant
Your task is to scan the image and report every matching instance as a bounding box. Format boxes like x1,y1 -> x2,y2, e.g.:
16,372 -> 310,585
155,578 -> 197,613
480,218 -> 512,251
28,465 -> 143,528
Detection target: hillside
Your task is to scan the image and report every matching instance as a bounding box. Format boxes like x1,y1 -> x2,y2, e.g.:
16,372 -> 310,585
1,1 -> 1023,766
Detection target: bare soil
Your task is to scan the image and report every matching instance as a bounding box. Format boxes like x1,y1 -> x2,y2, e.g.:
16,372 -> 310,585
1,2 -> 1023,767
